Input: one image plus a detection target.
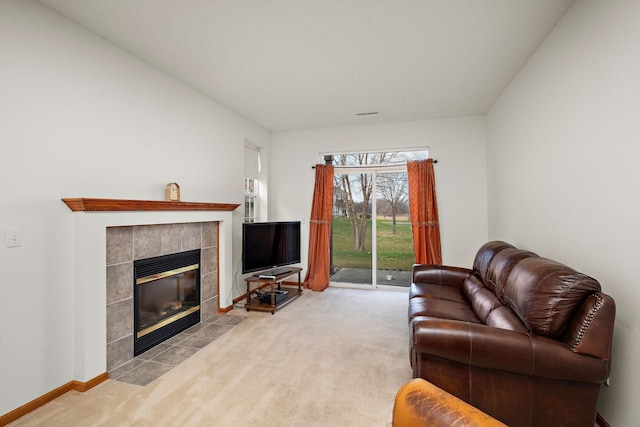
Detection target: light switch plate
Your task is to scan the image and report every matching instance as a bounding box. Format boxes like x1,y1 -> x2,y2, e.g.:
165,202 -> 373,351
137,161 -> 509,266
5,228 -> 22,248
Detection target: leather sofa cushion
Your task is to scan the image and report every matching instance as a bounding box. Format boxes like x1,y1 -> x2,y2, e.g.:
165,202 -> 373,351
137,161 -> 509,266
472,241 -> 514,283
462,276 -> 501,321
409,297 -> 481,324
410,282 -> 467,303
462,275 -> 528,332
503,257 -> 601,338
484,306 -> 528,332
484,248 -> 537,299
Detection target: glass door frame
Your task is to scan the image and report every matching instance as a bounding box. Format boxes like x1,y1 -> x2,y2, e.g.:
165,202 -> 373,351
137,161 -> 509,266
331,163 -> 408,290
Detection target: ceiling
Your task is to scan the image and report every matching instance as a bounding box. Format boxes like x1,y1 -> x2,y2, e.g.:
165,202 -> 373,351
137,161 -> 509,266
37,0 -> 574,132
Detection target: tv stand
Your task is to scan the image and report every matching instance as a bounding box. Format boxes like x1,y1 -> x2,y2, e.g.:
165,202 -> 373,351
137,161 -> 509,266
244,267 -> 303,314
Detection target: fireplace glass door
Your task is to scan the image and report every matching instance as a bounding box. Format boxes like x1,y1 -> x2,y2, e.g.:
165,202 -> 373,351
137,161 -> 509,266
137,266 -> 198,335
134,249 -> 201,355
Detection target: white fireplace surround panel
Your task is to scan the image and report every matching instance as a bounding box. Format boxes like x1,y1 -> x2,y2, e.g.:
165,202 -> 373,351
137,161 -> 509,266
69,210 -> 233,382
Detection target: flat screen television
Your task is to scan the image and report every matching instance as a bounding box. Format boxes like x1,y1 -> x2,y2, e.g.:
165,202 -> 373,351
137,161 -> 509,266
242,221 -> 301,274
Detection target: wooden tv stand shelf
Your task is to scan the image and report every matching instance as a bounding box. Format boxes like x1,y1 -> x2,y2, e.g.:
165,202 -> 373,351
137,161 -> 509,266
244,267 -> 303,314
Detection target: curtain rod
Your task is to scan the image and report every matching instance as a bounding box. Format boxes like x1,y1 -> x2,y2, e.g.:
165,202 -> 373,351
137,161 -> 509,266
312,159 -> 438,169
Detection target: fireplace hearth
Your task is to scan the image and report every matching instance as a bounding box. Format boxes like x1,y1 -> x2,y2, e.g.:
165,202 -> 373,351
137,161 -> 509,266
134,249 -> 201,355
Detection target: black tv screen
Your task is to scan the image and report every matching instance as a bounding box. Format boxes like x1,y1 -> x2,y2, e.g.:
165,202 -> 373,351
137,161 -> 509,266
242,221 -> 301,274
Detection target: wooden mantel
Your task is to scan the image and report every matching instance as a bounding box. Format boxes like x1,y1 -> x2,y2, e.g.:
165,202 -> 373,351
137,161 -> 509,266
62,198 -> 240,212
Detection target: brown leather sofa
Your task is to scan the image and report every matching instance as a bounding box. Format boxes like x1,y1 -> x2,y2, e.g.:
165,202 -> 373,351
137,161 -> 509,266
408,241 -> 615,427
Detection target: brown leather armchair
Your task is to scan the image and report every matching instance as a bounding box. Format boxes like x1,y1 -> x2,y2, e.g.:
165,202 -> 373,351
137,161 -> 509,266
393,378 -> 507,427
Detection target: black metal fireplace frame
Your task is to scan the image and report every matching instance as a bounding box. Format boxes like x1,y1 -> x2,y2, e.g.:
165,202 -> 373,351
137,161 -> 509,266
133,249 -> 201,356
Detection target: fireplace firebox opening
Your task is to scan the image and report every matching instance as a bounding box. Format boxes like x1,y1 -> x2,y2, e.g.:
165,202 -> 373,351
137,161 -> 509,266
134,249 -> 201,355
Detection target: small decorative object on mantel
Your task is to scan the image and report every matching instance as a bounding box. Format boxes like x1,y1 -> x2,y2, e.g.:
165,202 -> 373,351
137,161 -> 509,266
165,183 -> 180,201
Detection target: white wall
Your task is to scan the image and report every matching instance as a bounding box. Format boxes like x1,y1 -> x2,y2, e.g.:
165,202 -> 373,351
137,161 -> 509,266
270,116 -> 489,277
0,0 -> 268,416
486,0 -> 640,424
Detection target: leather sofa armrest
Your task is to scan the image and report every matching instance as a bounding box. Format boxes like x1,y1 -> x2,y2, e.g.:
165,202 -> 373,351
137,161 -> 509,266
393,378 -> 507,427
412,264 -> 472,288
411,317 -> 610,383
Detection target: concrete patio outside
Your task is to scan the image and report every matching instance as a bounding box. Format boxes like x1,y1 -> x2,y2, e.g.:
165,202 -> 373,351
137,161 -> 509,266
329,267 -> 412,287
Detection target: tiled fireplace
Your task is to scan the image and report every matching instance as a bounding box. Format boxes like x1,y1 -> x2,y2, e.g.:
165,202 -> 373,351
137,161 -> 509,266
63,201 -> 235,383
106,222 -> 219,371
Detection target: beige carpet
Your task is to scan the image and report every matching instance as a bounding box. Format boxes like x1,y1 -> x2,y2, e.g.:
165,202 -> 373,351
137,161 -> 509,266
11,287 -> 412,426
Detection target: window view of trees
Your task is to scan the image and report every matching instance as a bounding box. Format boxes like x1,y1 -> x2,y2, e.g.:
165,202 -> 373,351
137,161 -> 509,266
328,149 -> 427,286
331,150 -> 424,249
334,153 -> 377,251
377,172 -> 408,234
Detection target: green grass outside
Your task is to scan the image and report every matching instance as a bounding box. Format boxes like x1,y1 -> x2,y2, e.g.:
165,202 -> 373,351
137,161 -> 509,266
331,217 -> 414,271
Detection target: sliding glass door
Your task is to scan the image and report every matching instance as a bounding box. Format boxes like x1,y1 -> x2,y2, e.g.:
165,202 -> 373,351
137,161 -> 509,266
374,171 -> 413,288
330,171 -> 373,286
327,150 -> 425,288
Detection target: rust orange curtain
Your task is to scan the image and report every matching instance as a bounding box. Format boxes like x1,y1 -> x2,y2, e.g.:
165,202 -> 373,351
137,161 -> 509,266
407,159 -> 442,265
304,164 -> 334,291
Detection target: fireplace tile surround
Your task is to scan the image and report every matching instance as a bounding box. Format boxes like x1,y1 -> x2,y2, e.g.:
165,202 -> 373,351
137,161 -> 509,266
63,204 -> 234,383
106,222 -> 219,372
